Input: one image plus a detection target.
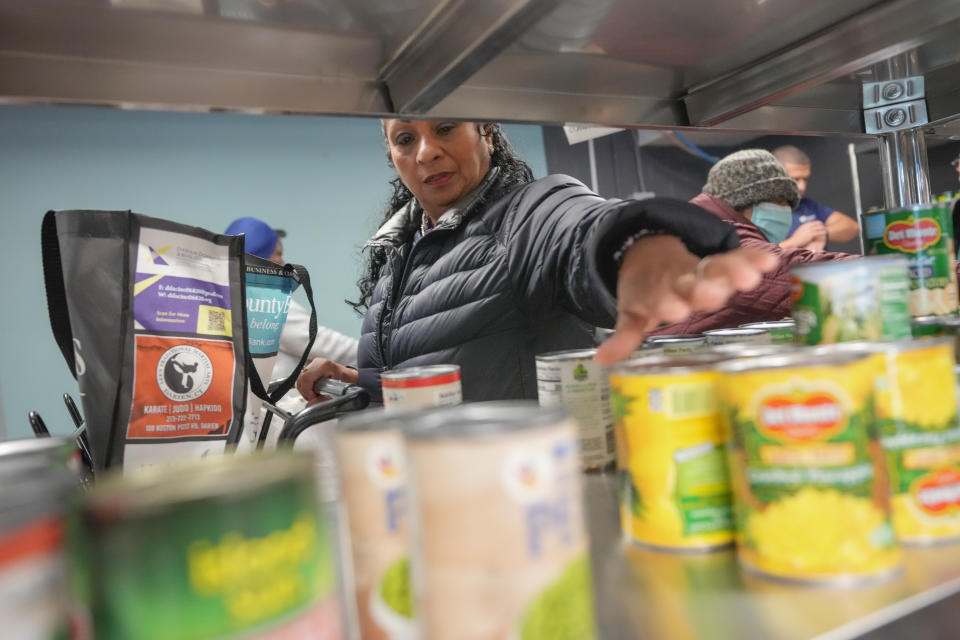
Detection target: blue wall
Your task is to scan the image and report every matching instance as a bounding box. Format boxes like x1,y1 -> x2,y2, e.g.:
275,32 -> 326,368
0,105 -> 547,439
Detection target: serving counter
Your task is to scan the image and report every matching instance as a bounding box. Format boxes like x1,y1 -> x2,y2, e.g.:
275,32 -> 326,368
585,473 -> 960,640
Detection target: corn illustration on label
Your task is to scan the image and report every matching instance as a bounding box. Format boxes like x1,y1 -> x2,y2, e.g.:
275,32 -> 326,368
611,369 -> 734,550
863,206 -> 959,317
719,358 -> 901,581
790,260 -> 910,345
873,342 -> 960,543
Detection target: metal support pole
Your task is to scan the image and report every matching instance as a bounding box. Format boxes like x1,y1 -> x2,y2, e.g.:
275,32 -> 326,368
877,128 -> 931,208
872,51 -> 931,209
847,143 -> 865,255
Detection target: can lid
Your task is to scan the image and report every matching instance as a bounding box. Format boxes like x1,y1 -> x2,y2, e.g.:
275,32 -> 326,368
335,407 -> 427,433
84,450 -> 315,516
643,334 -> 704,344
739,320 -> 795,330
912,315 -> 942,326
717,349 -> 866,373
381,365 -> 460,381
707,344 -> 797,358
703,328 -> 768,337
612,352 -> 725,375
536,348 -> 598,361
405,401 -> 567,440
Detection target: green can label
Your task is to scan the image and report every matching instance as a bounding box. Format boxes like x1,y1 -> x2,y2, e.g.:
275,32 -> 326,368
863,206 -> 959,317
791,262 -> 910,345
86,476 -> 341,639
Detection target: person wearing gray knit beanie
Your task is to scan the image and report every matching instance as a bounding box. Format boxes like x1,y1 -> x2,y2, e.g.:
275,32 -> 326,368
701,149 -> 801,247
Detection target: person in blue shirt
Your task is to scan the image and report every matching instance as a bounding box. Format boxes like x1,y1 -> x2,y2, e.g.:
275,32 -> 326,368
772,145 -> 860,251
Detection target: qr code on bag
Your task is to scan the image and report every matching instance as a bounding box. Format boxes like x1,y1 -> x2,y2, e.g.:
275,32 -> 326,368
206,309 -> 227,333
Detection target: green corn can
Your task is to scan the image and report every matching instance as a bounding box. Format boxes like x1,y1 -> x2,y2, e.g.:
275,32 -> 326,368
75,451 -> 343,640
862,204 -> 959,317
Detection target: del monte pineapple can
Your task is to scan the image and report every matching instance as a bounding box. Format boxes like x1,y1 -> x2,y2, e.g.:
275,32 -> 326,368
862,204 -> 958,317
610,354 -> 735,552
826,339 -> 960,544
717,351 -> 902,583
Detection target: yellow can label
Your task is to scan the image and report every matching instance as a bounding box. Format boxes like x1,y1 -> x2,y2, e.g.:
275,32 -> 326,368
875,342 -> 960,542
719,358 -> 901,580
610,369 -> 734,550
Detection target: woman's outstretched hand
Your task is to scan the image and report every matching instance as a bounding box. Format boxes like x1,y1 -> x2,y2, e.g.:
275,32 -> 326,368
594,235 -> 777,365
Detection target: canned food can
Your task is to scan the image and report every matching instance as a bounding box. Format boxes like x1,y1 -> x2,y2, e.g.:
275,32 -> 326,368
536,349 -> 614,470
334,410 -> 416,639
405,402 -> 596,640
706,343 -> 797,360
0,438 -> 78,640
862,204 -> 959,317
911,315 -> 944,338
79,451 -> 344,639
830,339 -> 960,545
739,320 -> 795,344
381,365 -> 462,412
610,353 -> 734,552
790,257 -> 911,345
717,351 -> 901,583
703,328 -> 771,346
643,334 -> 707,355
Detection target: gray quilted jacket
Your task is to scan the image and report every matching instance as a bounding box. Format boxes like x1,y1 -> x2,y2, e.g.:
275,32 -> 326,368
356,172 -> 740,402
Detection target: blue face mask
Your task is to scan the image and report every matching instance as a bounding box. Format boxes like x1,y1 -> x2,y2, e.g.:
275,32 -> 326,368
750,202 -> 793,244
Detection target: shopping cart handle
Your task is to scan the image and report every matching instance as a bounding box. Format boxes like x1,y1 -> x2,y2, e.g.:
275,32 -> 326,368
28,411 -> 51,438
277,380 -> 370,443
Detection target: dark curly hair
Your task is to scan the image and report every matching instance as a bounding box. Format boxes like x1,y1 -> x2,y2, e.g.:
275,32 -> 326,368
346,123 -> 535,314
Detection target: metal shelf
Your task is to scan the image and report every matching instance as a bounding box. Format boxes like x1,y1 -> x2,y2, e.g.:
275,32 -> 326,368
4,0 -> 960,136
585,473 -> 960,640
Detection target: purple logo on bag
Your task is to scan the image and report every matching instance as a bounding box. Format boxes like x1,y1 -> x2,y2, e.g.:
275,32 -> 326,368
149,245 -> 170,266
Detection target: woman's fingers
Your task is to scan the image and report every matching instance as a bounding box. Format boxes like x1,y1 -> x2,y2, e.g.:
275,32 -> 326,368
594,313 -> 658,365
598,240 -> 779,366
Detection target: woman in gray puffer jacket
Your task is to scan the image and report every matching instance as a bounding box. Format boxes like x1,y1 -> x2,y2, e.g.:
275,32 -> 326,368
297,121 -> 775,403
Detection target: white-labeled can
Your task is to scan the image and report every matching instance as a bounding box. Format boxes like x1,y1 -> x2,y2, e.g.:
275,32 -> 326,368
643,334 -> 707,355
535,349 -> 614,469
381,365 -> 462,412
335,410 -> 417,640
405,402 -> 596,640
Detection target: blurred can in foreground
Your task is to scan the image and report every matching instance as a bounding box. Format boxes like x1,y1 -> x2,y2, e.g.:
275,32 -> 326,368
381,365 -> 462,412
718,351 -> 901,584
77,450 -> 343,640
334,410 -> 416,640
536,349 -> 614,470
405,402 -> 595,640
610,354 -> 734,552
0,438 -> 78,640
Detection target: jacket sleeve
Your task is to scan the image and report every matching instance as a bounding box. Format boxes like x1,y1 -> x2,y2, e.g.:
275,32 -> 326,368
502,175 -> 741,327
